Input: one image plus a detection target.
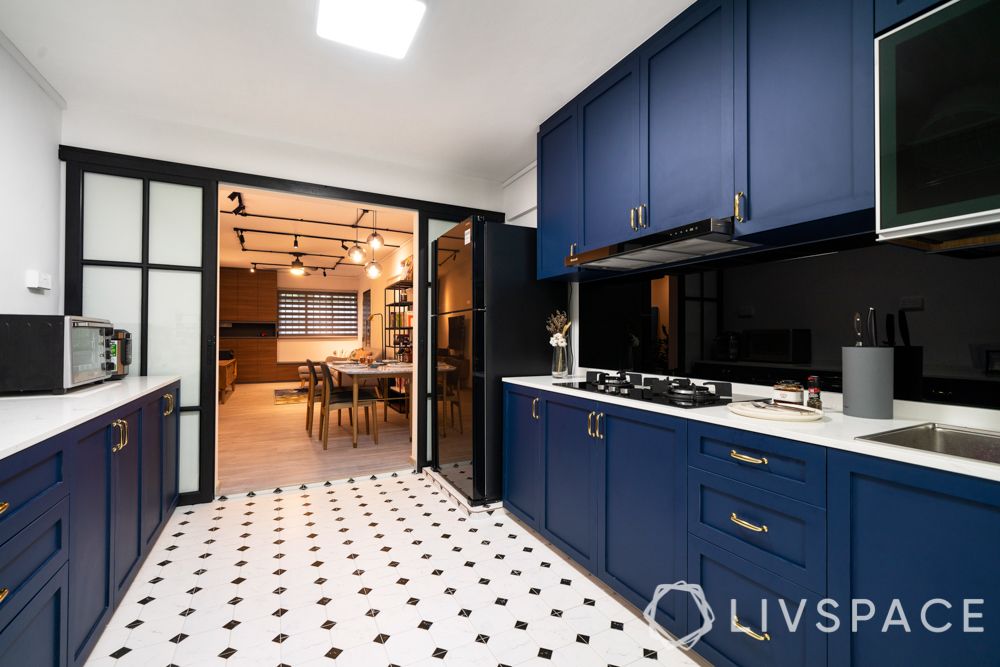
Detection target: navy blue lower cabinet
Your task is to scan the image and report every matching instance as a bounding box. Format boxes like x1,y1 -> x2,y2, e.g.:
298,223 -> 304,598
140,393 -> 164,550
0,432 -> 67,547
828,451 -> 1000,666
688,535 -> 826,667
502,385 -> 543,528
688,468 -> 826,593
541,393 -> 598,571
67,419 -> 114,667
163,384 -> 180,515
0,563 -> 69,667
112,408 -> 142,606
597,404 -> 688,637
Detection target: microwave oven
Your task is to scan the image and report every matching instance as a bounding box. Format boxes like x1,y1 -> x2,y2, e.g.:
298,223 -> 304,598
0,315 -> 116,393
876,0 -> 1000,247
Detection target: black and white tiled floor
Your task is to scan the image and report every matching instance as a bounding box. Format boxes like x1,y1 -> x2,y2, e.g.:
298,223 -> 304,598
85,471 -> 698,667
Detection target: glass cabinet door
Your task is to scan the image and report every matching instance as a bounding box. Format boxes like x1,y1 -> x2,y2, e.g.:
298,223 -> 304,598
878,0 -> 1000,232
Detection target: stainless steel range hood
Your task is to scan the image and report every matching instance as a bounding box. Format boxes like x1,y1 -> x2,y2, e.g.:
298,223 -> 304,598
565,218 -> 757,271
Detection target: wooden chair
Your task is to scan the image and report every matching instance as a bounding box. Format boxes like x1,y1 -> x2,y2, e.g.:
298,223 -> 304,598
319,362 -> 380,449
305,359 -> 348,436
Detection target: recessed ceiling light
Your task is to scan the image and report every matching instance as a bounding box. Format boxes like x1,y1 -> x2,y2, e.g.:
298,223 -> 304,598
316,0 -> 427,59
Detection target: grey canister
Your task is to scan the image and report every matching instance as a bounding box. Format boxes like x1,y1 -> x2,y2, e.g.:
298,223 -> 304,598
842,346 -> 894,419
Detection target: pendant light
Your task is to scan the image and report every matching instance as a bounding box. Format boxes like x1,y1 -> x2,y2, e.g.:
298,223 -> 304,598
364,209 -> 383,278
348,209 -> 367,264
366,209 -> 384,251
290,257 -> 305,276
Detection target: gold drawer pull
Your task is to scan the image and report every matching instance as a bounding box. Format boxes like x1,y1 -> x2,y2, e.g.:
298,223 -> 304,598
731,512 -> 768,533
0,501 -> 9,515
0,587 -> 8,604
730,449 -> 767,465
163,393 -> 175,416
733,615 -> 770,641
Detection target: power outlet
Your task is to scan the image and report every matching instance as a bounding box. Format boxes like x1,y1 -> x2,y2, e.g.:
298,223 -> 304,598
899,296 -> 924,311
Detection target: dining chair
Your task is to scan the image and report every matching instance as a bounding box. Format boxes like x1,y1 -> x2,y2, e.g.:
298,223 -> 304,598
305,360 -> 349,436
320,362 -> 380,449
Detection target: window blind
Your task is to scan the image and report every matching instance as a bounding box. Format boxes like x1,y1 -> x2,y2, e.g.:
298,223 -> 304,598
278,290 -> 358,337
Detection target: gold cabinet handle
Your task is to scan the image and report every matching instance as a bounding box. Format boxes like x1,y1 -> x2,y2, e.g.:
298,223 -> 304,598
733,615 -> 770,641
637,204 -> 646,229
163,393 -> 174,416
123,418 -> 129,449
734,191 -> 745,223
730,512 -> 768,533
0,587 -> 8,604
569,242 -> 577,257
0,501 -> 9,515
730,449 -> 767,465
586,411 -> 595,437
594,412 -> 605,439
629,207 -> 637,231
111,419 -> 123,453
531,397 -> 539,420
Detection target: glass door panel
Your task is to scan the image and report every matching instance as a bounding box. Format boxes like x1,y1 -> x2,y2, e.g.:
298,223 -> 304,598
147,269 -> 202,406
82,173 -> 143,262
82,265 -> 142,371
149,181 -> 203,266
178,412 -> 200,494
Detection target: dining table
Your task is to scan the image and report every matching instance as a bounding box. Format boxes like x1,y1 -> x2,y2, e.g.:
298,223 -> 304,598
328,361 -> 456,447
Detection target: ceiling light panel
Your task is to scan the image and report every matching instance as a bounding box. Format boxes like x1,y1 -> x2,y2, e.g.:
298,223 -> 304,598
316,0 -> 427,59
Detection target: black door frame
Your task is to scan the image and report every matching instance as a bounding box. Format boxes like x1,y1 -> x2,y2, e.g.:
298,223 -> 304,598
61,145 -> 502,504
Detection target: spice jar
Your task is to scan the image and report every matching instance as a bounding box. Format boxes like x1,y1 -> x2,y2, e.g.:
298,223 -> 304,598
773,380 -> 804,405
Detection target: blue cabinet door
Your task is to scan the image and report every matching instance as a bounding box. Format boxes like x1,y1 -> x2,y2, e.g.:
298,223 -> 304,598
0,564 -> 68,667
639,0 -> 736,234
67,421 -> 113,667
502,386 -> 543,527
163,384 -> 180,515
875,0 -> 943,32
828,451 -> 1000,665
112,408 -> 142,606
597,403 -> 688,636
580,55 -> 641,250
542,393 -> 598,571
140,393 -> 163,550
733,0 -> 874,239
537,104 -> 581,279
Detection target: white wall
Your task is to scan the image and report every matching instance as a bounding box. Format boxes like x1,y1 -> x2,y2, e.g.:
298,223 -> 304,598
503,162 -> 537,228
62,105 -> 504,212
0,34 -> 64,314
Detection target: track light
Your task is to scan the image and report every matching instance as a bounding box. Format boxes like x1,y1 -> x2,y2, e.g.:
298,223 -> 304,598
341,241 -> 349,252
364,260 -> 383,279
237,231 -> 246,247
293,235 -> 299,249
250,263 -> 256,273
227,191 -> 240,201
322,268 -> 328,277
289,257 -> 305,276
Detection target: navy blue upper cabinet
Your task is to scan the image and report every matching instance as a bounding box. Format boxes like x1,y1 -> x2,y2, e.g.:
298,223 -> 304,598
580,56 -> 642,250
537,104 -> 581,279
639,0 -> 736,233
732,0 -> 875,239
541,392 -> 598,571
828,451 -> 1000,665
502,385 -> 543,527
598,404 -> 688,637
875,0 -> 942,32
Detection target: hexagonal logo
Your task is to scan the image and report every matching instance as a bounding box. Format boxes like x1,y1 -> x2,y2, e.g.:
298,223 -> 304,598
642,581 -> 715,650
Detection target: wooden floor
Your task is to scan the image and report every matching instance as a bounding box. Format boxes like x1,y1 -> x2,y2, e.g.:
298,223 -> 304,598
217,381 -> 414,495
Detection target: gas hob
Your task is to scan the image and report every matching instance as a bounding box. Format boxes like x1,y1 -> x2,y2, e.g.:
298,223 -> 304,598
554,371 -> 764,409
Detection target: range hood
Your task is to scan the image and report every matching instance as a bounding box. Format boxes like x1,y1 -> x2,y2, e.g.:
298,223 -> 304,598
565,218 -> 757,271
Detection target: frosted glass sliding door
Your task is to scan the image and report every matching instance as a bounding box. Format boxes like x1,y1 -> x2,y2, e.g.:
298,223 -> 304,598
70,162 -> 215,502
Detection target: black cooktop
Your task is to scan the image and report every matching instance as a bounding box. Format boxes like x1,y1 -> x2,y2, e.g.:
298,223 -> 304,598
555,371 -> 761,409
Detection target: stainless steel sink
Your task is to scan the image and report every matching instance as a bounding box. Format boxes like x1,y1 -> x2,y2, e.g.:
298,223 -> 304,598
856,423 -> 1000,464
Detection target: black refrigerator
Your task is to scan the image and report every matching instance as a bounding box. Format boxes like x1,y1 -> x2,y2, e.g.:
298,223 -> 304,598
430,215 -> 564,505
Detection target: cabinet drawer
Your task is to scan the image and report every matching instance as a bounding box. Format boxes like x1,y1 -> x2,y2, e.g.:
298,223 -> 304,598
0,561 -> 68,667
688,422 -> 825,506
688,469 -> 825,593
0,437 -> 67,547
688,536 -> 826,667
0,497 -> 69,632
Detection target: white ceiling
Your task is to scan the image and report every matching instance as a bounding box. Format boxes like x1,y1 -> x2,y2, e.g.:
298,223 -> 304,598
0,0 -> 693,182
218,185 -> 416,276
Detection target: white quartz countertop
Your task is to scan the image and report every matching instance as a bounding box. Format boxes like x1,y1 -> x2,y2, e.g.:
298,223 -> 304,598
503,373 -> 1000,483
0,376 -> 181,463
